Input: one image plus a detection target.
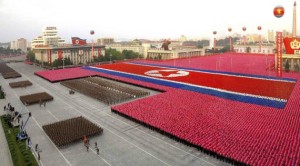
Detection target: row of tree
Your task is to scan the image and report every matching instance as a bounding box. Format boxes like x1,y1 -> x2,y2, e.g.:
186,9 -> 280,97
0,47 -> 23,55
93,49 -> 140,62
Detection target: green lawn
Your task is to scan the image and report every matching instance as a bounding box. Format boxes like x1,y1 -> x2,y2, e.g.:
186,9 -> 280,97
1,115 -> 38,166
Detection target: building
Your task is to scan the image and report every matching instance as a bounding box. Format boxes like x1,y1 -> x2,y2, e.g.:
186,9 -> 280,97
17,38 -> 27,52
106,44 -> 144,57
233,44 -> 274,54
283,30 -> 292,38
267,30 -> 275,42
33,44 -> 105,65
31,27 -> 66,49
147,48 -> 204,60
179,35 -> 188,42
10,38 -> 27,52
10,41 -> 17,50
97,38 -> 114,45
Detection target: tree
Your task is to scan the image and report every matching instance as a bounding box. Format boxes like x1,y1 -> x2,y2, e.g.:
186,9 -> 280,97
51,58 -> 73,67
122,50 -> 139,59
294,62 -> 300,71
219,45 -> 231,53
26,51 -> 35,62
284,60 -> 290,72
246,47 -> 251,53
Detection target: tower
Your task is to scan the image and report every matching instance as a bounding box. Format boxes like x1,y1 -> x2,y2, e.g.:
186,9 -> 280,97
292,1 -> 297,37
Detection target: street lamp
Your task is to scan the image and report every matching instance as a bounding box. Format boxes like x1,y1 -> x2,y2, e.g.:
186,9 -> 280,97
62,58 -> 65,69
110,53 -> 112,64
258,26 -> 262,53
242,27 -> 247,52
228,27 -> 232,52
213,31 -> 217,53
90,30 -> 95,59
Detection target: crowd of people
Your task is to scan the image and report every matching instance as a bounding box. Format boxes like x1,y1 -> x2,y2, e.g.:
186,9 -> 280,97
19,92 -> 53,105
42,116 -> 103,147
61,77 -> 150,105
0,63 -> 22,79
9,80 -> 32,88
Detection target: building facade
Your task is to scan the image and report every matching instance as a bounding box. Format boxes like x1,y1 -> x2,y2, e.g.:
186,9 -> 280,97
147,48 -> 204,60
33,44 -> 105,65
267,30 -> 275,42
106,44 -> 144,57
233,44 -> 274,54
17,38 -> 27,52
31,27 -> 66,49
97,38 -> 114,45
10,38 -> 27,52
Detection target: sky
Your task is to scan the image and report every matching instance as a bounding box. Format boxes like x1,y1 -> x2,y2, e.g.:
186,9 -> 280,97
0,0 -> 298,43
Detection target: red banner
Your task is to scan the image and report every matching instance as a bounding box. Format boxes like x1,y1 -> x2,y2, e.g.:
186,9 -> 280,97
47,49 -> 52,64
58,50 -> 63,60
283,37 -> 300,54
276,32 -> 283,77
71,37 -> 87,45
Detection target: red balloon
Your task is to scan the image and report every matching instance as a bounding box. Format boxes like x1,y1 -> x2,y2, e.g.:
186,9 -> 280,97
213,31 -> 217,35
257,26 -> 262,30
242,27 -> 246,31
228,28 -> 232,32
90,30 -> 95,35
274,6 -> 284,18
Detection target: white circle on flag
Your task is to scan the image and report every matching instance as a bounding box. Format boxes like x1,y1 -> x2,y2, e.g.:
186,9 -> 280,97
144,70 -> 189,78
76,40 -> 79,44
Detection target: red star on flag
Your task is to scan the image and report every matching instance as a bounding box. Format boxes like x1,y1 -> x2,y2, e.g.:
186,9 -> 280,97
273,6 -> 284,18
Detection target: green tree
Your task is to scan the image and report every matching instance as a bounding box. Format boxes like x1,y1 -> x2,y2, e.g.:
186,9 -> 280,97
104,48 -> 123,61
219,45 -> 231,53
51,58 -> 73,67
26,51 -> 35,62
285,60 -> 290,72
295,63 -> 300,71
122,50 -> 139,59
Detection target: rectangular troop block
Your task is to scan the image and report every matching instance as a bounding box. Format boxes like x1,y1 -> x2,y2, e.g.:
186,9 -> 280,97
2,71 -> 22,79
19,92 -> 53,105
42,116 -> 103,147
9,80 -> 32,88
61,77 -> 150,105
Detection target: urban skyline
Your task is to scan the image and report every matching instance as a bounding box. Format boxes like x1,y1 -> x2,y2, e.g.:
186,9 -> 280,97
0,0 -> 298,42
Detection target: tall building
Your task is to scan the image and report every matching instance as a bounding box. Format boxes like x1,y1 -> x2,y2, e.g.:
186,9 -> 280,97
267,30 -> 274,42
17,38 -> 27,52
31,27 -> 65,48
292,1 -> 297,37
10,41 -> 17,50
283,30 -> 291,38
10,38 -> 27,52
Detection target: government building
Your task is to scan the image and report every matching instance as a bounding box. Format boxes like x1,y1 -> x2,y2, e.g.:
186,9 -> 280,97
33,44 -> 105,65
32,27 -> 105,65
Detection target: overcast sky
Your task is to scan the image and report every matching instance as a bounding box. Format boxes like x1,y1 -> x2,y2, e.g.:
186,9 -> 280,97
0,0 -> 298,43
